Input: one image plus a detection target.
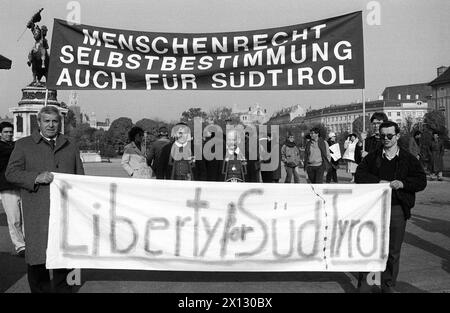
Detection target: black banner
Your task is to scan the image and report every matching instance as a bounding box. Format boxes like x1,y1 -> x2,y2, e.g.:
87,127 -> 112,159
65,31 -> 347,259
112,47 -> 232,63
47,11 -> 364,90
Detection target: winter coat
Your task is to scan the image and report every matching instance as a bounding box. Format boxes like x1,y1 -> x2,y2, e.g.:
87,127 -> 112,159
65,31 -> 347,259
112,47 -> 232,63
304,138 -> 331,171
408,137 -> 421,159
5,131 -> 84,265
0,140 -> 18,191
429,139 -> 445,173
121,141 -> 153,178
147,137 -> 171,177
364,135 -> 383,154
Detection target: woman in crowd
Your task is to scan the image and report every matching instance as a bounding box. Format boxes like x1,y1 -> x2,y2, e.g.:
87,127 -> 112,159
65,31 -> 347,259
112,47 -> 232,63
408,130 -> 422,160
343,133 -> 362,183
121,126 -> 153,178
168,123 -> 195,180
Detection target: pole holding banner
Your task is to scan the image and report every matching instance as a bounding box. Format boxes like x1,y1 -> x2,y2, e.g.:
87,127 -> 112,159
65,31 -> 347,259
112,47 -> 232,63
362,88 -> 366,151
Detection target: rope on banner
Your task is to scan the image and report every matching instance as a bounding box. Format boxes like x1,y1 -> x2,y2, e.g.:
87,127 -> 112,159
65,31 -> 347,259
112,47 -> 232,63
308,184 -> 329,270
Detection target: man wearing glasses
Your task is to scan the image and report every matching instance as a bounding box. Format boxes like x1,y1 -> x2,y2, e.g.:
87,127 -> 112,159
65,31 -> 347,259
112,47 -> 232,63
361,112 -> 388,158
355,121 -> 427,292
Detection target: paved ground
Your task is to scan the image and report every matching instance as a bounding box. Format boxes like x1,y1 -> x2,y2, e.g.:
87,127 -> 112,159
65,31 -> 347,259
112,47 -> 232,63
1,159 -> 449,293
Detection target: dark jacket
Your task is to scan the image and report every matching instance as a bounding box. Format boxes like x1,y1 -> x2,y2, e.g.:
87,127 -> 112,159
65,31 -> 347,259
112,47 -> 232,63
429,139 -> 445,173
260,137 -> 281,182
5,131 -> 84,265
304,138 -> 331,171
147,137 -> 171,178
355,147 -> 427,219
244,135 -> 260,182
191,139 -> 207,181
354,142 -> 363,164
0,140 -> 18,191
203,134 -> 224,181
364,135 -> 383,154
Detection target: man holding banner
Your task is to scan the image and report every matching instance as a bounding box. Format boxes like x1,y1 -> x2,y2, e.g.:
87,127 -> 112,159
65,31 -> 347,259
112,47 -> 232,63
5,106 -> 85,293
355,121 -> 427,293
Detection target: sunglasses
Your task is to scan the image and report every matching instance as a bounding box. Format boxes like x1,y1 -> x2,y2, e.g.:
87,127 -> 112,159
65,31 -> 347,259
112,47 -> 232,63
380,134 -> 396,140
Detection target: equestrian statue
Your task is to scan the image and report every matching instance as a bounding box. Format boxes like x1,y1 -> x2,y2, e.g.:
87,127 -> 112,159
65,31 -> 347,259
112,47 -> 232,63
26,8 -> 49,86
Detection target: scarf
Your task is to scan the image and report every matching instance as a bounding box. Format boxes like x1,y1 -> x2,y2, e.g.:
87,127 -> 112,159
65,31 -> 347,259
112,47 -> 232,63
285,140 -> 296,148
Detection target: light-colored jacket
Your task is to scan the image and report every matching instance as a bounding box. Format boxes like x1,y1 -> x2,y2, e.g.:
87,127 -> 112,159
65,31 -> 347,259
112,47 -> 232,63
281,144 -> 301,167
121,142 -> 153,178
343,138 -> 358,162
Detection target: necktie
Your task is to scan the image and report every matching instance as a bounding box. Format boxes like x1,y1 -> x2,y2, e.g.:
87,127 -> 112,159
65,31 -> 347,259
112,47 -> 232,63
49,139 -> 55,150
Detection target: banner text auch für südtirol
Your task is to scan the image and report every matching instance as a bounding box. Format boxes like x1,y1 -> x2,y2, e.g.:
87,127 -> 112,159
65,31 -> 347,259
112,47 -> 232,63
47,11 -> 365,90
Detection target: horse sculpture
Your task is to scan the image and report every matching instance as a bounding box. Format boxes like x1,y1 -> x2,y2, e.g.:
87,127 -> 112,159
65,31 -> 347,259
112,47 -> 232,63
26,9 -> 49,86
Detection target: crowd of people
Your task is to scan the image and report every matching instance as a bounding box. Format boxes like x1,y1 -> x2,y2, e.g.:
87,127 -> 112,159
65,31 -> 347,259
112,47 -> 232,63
407,130 -> 446,181
0,107 -> 445,293
120,112 -> 446,185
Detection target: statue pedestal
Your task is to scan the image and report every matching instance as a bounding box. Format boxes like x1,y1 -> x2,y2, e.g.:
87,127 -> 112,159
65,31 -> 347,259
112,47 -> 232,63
9,86 -> 68,141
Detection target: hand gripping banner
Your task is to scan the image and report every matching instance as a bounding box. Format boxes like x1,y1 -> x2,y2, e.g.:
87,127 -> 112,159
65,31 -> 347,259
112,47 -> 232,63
47,11 -> 365,90
47,173 -> 390,272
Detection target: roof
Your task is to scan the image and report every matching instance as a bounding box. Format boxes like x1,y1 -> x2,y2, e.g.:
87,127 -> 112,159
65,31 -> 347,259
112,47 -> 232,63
266,113 -> 290,125
291,116 -> 305,124
0,54 -> 12,69
429,67 -> 450,86
305,100 -> 402,118
382,83 -> 432,100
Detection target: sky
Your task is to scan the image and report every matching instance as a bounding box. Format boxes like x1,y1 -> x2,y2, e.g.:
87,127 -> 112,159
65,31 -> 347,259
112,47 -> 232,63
1,0 -> 449,123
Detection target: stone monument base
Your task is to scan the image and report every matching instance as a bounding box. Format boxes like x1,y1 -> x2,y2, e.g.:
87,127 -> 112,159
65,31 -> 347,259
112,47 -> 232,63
9,85 -> 67,141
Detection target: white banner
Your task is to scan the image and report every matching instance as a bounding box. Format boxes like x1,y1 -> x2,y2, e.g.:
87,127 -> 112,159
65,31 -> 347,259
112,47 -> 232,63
47,173 -> 391,272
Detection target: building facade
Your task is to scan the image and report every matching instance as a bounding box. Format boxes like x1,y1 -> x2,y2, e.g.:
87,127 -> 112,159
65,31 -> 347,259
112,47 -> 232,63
266,104 -> 306,125
88,112 -> 110,131
68,91 -> 82,125
233,104 -> 268,125
304,83 -> 432,134
429,66 -> 450,132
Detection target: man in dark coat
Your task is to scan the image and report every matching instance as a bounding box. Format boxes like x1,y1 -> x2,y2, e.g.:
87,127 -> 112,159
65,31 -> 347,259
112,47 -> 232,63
6,106 -> 84,293
203,132 -> 223,181
428,131 -> 445,181
361,112 -> 388,158
260,132 -> 281,183
355,121 -> 427,293
0,122 -> 25,256
147,126 -> 171,179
